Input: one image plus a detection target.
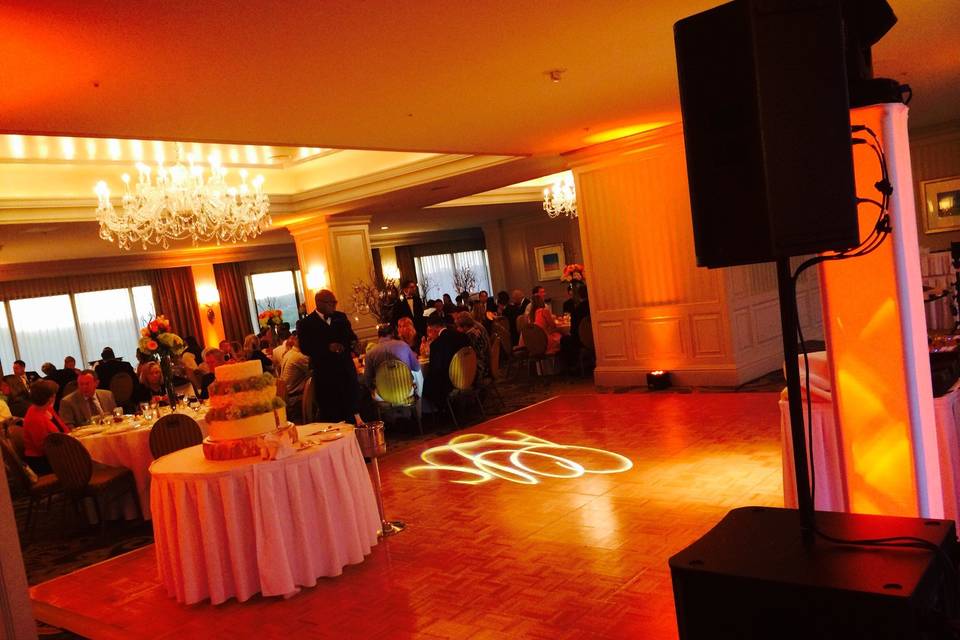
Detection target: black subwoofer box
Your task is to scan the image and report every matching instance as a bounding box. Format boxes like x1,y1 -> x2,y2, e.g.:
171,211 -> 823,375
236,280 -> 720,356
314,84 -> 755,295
669,507 -> 958,639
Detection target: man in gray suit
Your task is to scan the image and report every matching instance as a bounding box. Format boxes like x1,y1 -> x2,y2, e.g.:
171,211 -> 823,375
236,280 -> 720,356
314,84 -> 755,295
60,370 -> 117,427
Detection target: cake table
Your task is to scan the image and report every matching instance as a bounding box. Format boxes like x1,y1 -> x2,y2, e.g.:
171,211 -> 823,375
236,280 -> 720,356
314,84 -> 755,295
149,424 -> 380,605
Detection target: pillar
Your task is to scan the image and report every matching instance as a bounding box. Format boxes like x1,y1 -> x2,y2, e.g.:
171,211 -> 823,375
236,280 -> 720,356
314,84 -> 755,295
288,214 -> 377,340
481,219 -> 508,293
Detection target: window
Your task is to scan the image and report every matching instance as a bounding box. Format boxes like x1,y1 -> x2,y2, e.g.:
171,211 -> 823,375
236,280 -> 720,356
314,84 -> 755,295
75,289 -> 139,364
0,302 -> 16,373
414,250 -> 493,301
9,295 -> 82,370
0,285 -> 154,371
247,270 -> 302,330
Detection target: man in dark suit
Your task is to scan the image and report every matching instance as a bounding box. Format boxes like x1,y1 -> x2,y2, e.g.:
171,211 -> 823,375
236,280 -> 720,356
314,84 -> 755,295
393,280 -> 426,337
297,289 -> 361,423
422,314 -> 470,412
94,347 -> 136,390
3,359 -> 35,417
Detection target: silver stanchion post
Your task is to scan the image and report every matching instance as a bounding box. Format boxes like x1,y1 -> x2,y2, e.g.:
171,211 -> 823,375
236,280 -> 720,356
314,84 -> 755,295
354,421 -> 405,537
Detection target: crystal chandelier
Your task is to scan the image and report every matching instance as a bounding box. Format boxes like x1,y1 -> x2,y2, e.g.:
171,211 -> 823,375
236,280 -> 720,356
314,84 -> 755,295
543,173 -> 578,219
94,143 -> 271,250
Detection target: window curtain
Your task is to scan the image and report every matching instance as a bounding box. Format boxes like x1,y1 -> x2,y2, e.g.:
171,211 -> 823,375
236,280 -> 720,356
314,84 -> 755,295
151,268 -> 204,346
394,246 -> 417,285
372,248 -> 385,288
453,250 -> 493,294
214,262 -> 253,345
0,271 -> 151,301
414,254 -> 456,301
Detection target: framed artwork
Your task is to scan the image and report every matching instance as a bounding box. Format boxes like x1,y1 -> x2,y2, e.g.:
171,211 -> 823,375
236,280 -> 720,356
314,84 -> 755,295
922,176 -> 960,234
534,244 -> 565,281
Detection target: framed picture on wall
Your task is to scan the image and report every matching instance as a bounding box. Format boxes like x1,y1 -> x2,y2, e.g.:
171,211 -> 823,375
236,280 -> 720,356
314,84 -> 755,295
922,176 -> 960,234
534,244 -> 565,281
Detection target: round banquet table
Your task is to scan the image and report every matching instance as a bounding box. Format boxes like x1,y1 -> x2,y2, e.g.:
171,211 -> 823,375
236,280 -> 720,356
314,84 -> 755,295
149,424 -> 381,605
73,409 -> 208,520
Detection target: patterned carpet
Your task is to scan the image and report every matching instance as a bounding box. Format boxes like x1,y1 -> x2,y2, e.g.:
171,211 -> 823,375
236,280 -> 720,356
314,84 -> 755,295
14,367 -> 784,639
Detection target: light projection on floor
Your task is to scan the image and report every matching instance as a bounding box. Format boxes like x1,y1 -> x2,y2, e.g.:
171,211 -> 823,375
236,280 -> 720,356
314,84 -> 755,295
403,430 -> 633,485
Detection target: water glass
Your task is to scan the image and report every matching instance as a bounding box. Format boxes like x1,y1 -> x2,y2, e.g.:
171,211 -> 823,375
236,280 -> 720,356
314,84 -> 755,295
188,396 -> 201,412
112,407 -> 124,423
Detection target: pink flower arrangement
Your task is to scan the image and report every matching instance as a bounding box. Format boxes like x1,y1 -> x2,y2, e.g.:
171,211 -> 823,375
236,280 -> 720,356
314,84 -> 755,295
258,309 -> 283,328
560,264 -> 585,283
137,314 -> 185,357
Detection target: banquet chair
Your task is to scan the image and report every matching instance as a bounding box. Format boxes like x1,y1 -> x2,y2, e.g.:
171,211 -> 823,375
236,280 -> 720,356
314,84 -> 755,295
61,380 -> 78,399
0,437 -> 62,539
149,414 -> 203,459
446,347 -> 483,428
302,376 -> 317,423
489,321 -> 514,376
520,324 -> 553,380
109,371 -> 136,412
45,432 -> 140,535
373,360 -> 422,435
481,334 -> 506,410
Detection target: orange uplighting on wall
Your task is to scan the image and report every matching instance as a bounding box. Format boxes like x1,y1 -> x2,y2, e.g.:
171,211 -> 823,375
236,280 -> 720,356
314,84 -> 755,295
583,121 -> 672,145
190,265 -> 225,349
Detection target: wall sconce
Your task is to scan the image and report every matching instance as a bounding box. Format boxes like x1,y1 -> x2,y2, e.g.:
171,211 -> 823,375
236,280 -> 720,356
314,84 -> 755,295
196,285 -> 221,324
306,267 -> 327,290
384,266 -> 402,282
647,370 -> 672,391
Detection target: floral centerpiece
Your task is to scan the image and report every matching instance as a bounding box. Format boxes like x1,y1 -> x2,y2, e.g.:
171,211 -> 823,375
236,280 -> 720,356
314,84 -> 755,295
561,263 -> 585,283
258,309 -> 283,329
138,315 -> 187,409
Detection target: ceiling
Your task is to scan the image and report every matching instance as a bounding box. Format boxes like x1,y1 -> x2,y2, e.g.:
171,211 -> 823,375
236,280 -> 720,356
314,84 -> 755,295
3,0 -> 956,157
1,0 -> 958,267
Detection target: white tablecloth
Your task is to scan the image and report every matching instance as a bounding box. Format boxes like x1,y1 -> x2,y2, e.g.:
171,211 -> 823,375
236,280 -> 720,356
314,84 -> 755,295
75,410 -> 208,520
149,424 -> 380,605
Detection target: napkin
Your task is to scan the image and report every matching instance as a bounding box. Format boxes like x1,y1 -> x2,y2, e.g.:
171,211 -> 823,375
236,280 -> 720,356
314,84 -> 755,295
259,429 -> 297,460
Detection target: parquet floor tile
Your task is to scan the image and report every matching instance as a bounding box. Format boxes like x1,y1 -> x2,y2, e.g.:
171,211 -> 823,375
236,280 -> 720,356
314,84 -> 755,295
30,392 -> 784,639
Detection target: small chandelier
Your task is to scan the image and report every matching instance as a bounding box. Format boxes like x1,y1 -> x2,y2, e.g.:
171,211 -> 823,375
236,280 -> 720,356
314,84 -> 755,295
543,173 -> 578,219
94,143 -> 271,250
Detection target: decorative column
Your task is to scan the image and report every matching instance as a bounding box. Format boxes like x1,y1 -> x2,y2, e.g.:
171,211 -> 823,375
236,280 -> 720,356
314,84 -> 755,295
288,214 -> 377,340
190,263 -> 226,349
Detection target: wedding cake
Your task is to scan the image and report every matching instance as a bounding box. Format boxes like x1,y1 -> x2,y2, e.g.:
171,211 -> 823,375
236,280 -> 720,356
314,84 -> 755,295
201,360 -> 297,460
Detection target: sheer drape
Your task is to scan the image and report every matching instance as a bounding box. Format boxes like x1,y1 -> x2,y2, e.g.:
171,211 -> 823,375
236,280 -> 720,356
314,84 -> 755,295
453,250 -> 493,294
414,254 -> 456,301
214,262 -> 253,345
74,289 -> 139,363
8,295 -> 82,369
152,268 -> 204,346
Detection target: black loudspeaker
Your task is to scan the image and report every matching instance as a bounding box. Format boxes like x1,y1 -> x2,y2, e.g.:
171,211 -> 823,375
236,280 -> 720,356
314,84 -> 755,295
674,0 -> 860,268
669,507 -> 959,640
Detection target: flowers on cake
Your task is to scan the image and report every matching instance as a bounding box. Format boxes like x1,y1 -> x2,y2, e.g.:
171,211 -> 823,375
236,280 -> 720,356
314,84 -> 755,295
258,309 -> 283,328
205,396 -> 285,422
138,315 -> 186,357
208,372 -> 277,396
560,263 -> 585,283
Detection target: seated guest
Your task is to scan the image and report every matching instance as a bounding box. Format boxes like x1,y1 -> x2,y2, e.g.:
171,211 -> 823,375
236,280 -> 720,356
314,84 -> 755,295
280,335 -> 311,423
442,293 -> 457,315
60,370 -> 117,427
397,317 -> 420,355
63,356 -> 82,377
22,380 -> 69,475
133,362 -> 168,405
0,379 -> 13,422
422,314 -> 470,411
363,324 -> 422,397
184,335 -> 204,363
199,349 -> 224,399
479,290 -> 498,315
524,298 -> 562,355
94,347 -> 135,390
243,334 -> 273,371
496,291 -> 510,315
40,362 -> 57,380
42,362 -> 76,410
218,340 -> 236,362
502,290 -> 528,345
455,313 -> 491,382
3,360 -> 33,418
562,285 -> 576,315
272,327 -> 293,374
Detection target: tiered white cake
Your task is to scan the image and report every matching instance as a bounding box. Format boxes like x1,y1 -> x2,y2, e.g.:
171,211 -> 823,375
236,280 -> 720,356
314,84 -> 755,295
202,360 -> 296,460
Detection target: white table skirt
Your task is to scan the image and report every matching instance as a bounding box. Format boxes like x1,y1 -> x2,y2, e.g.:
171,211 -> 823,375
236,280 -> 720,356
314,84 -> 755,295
780,386 -> 960,521
76,411 -> 208,520
149,425 -> 380,605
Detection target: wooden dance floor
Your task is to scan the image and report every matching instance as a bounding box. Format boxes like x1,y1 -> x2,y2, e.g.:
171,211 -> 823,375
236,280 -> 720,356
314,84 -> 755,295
30,392 -> 784,639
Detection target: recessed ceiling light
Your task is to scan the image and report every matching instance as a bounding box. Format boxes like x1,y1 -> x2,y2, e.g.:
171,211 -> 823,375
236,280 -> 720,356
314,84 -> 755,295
380,225 -> 389,230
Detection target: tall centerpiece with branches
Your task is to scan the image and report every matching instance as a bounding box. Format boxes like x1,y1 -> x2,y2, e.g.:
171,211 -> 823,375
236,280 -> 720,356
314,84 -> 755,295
138,315 -> 187,409
452,266 -> 478,299
352,271 -> 400,325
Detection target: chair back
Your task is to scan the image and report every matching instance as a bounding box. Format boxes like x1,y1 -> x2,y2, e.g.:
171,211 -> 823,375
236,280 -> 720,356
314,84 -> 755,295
516,314 -> 530,334
149,413 -> 203,459
302,376 -> 316,423
62,380 -> 78,398
449,347 -> 478,391
45,432 -> 93,493
109,372 -> 135,406
489,335 -> 502,380
374,360 -> 416,406
6,425 -> 26,460
521,324 -> 548,357
0,437 -> 34,491
276,377 -> 288,403
490,322 -> 511,357
578,316 -> 594,351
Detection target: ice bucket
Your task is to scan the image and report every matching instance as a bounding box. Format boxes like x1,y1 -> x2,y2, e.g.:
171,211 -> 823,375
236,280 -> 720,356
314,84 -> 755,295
355,421 -> 386,457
